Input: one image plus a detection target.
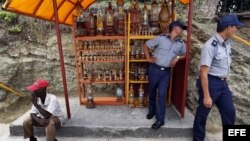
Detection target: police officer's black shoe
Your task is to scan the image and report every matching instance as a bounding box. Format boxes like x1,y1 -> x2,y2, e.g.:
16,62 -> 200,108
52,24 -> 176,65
29,136 -> 37,141
146,113 -> 155,119
151,121 -> 164,129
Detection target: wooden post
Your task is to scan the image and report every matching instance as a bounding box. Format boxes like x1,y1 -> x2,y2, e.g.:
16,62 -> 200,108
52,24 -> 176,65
181,0 -> 193,118
52,0 -> 71,119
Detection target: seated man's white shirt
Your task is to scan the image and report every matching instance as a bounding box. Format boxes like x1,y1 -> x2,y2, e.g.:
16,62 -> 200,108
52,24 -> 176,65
30,93 -> 64,123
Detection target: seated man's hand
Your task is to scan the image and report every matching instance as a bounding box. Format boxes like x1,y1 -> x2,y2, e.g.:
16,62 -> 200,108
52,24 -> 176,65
148,57 -> 157,63
31,94 -> 38,105
39,119 -> 49,127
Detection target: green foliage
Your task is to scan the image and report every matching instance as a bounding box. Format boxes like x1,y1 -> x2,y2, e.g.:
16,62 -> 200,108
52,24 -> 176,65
0,11 -> 17,23
8,25 -> 22,33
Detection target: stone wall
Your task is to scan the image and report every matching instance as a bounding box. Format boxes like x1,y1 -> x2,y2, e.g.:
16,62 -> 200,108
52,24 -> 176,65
0,19 -> 77,99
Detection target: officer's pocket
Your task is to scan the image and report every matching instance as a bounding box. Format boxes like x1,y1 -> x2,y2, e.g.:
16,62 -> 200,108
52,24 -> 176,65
214,48 -> 228,66
220,57 -> 228,64
215,55 -> 227,65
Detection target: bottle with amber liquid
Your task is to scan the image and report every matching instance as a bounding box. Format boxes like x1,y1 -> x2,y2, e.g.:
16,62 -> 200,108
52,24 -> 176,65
86,84 -> 95,108
88,9 -> 96,36
129,64 -> 135,81
105,2 -> 115,35
138,83 -> 144,108
116,0 -> 125,35
128,84 -> 135,108
130,46 -> 135,60
135,48 -> 140,60
96,9 -> 104,35
134,66 -> 138,81
141,2 -> 149,35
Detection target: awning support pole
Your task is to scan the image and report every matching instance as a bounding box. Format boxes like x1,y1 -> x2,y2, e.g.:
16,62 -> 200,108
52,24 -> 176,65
181,0 -> 193,118
52,0 -> 71,119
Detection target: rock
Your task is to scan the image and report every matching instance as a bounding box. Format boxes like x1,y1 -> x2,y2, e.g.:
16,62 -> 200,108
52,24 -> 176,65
0,90 -> 7,101
193,0 -> 220,20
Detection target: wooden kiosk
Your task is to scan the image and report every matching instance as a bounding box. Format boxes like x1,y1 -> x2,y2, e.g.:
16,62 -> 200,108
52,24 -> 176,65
72,0 -> 193,118
2,0 -> 193,118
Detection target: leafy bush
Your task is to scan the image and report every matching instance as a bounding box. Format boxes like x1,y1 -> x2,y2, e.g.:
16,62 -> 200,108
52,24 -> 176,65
0,11 -> 17,23
8,25 -> 22,33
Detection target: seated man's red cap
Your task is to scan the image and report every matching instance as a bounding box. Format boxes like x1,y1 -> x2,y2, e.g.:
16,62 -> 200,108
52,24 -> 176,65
26,79 -> 49,92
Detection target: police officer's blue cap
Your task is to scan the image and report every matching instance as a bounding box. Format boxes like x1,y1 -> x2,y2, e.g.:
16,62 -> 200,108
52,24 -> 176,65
169,20 -> 188,31
218,14 -> 244,27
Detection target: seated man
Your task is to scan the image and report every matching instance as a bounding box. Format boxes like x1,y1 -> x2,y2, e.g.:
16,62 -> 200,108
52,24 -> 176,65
23,79 -> 63,141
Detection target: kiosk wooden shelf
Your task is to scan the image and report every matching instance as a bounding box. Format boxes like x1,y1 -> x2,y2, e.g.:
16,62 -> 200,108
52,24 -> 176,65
129,60 -> 148,62
79,60 -> 125,63
78,49 -> 125,52
129,80 -> 148,84
125,14 -> 156,108
129,35 -> 156,40
81,97 -> 125,105
80,79 -> 125,84
75,35 -> 125,41
72,16 -> 127,106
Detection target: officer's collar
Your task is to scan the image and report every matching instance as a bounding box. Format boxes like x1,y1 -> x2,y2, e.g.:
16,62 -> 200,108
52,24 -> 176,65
162,34 -> 181,41
160,33 -> 170,38
214,33 -> 224,45
214,33 -> 230,47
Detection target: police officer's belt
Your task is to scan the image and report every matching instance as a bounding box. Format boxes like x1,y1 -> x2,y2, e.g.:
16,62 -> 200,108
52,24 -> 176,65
208,74 -> 227,81
151,63 -> 170,71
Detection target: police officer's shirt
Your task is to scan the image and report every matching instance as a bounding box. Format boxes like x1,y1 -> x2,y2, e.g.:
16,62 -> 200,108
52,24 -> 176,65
198,33 -> 231,78
146,34 -> 186,67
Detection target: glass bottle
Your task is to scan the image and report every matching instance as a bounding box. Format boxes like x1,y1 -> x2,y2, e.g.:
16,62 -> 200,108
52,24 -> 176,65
138,84 -> 144,108
116,85 -> 123,102
128,84 -> 135,108
105,2 -> 115,35
88,9 -> 96,36
96,9 -> 104,35
150,0 -> 159,27
135,48 -> 140,60
86,84 -> 95,108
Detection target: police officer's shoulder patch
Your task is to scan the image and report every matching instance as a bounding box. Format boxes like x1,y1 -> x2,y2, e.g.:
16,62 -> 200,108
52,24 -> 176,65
177,38 -> 184,43
160,33 -> 168,37
211,40 -> 218,47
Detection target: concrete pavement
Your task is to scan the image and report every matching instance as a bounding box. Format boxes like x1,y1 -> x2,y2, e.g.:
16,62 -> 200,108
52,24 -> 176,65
1,96 -> 221,141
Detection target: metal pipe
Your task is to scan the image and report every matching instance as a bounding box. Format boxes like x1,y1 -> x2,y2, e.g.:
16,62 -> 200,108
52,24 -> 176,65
52,0 -> 71,119
181,0 -> 193,118
0,82 -> 25,97
233,35 -> 250,47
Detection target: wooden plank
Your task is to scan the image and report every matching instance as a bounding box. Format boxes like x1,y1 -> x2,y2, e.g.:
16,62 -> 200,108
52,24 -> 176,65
80,97 -> 126,105
76,35 -> 125,40
79,79 -> 125,84
129,35 -> 156,39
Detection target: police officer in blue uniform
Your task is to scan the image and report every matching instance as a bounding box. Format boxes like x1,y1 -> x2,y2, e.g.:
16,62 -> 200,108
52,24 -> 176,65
193,14 -> 244,141
143,21 -> 187,129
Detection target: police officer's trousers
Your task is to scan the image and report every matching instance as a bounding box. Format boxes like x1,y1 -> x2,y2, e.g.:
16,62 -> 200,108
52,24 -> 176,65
193,75 -> 235,141
147,64 -> 171,123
